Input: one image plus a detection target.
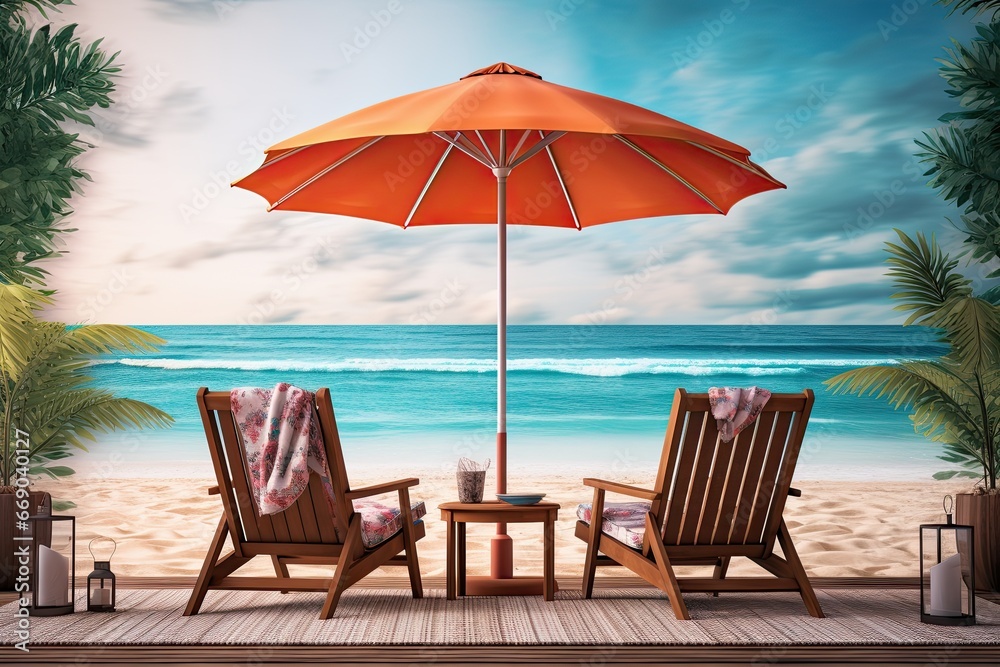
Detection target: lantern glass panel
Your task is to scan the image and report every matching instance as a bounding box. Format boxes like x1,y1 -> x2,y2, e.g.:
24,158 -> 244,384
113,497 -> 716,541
920,523 -> 976,626
25,514 -> 76,616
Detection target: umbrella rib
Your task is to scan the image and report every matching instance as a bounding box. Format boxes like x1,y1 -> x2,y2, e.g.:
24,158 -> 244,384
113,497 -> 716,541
474,130 -> 496,165
541,132 -> 580,230
250,145 -> 309,173
508,130 -> 533,166
684,141 -> 785,188
404,136 -> 455,229
614,135 -> 724,214
433,131 -> 494,168
268,136 -> 385,211
508,131 -> 566,169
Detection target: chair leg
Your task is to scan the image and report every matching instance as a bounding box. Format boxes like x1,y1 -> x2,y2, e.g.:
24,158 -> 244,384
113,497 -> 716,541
777,519 -> 824,618
581,487 -> 606,599
185,515 -> 229,616
320,514 -> 363,620
272,555 -> 291,594
398,488 -> 423,599
644,513 -> 690,620
712,556 -> 731,597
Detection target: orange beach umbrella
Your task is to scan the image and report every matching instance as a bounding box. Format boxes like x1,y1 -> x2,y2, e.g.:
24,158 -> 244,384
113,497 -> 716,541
234,62 -> 784,592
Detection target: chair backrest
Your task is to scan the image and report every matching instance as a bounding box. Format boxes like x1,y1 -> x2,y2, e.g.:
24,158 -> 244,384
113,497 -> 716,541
650,388 -> 814,552
196,387 -> 352,547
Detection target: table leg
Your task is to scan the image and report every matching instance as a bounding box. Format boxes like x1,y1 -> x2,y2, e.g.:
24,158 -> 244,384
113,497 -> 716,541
458,522 -> 466,597
544,511 -> 555,601
446,514 -> 456,601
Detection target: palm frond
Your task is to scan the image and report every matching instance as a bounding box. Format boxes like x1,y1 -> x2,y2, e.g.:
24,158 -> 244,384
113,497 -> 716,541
930,296 -> 1000,375
885,230 -> 971,325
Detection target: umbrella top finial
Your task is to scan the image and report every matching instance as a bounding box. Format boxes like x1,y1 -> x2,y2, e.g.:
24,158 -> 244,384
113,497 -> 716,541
461,62 -> 542,80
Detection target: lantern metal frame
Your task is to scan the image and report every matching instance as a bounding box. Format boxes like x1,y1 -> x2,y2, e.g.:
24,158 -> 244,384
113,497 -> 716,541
920,520 -> 976,626
25,513 -> 76,617
86,537 -> 117,612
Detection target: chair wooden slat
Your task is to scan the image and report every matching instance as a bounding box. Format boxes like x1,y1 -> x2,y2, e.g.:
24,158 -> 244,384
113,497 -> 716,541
661,411 -> 705,545
650,389 -> 689,524
711,421 -> 757,545
216,413 -> 264,543
760,396 -> 814,554
679,415 -> 721,545
279,499 -> 305,544
296,479 -> 323,543
308,477 -> 340,543
695,428 -> 737,545
728,410 -> 777,545
745,410 -> 794,545
195,389 -> 246,550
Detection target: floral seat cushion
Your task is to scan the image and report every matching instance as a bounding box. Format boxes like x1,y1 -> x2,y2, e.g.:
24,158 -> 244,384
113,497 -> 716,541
576,501 -> 651,550
353,499 -> 427,549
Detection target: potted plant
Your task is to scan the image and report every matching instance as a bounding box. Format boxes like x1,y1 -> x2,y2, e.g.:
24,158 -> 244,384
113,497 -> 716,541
827,231 -> 999,591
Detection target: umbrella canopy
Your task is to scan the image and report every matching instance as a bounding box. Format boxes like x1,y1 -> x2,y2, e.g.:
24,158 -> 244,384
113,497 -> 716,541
235,62 -> 783,227
234,62 -> 784,591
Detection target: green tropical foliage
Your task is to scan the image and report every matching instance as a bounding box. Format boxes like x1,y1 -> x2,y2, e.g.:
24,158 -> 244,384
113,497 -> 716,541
915,0 -> 1000,277
0,295 -> 173,487
1,0 -> 119,286
827,231 -> 1000,490
0,0 -> 172,492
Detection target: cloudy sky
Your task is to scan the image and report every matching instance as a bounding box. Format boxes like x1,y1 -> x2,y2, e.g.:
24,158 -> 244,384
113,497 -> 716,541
41,0 -> 978,325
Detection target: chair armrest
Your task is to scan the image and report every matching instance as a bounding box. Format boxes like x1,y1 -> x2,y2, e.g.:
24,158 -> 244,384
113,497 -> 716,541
583,478 -> 661,501
788,487 -> 802,497
345,478 -> 420,501
208,485 -> 220,496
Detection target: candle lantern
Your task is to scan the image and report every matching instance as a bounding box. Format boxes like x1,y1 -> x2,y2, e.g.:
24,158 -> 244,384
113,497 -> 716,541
920,495 -> 976,626
25,499 -> 76,616
86,537 -> 117,612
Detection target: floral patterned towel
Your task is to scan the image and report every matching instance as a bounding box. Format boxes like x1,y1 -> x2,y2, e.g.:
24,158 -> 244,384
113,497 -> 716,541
708,386 -> 771,443
577,501 -> 651,550
231,383 -> 334,516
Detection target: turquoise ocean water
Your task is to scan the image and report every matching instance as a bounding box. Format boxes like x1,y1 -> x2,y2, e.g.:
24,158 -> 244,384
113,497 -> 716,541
88,325 -> 949,480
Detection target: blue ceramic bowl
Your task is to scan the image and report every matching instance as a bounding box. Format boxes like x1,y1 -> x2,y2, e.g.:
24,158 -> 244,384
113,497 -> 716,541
497,493 -> 546,506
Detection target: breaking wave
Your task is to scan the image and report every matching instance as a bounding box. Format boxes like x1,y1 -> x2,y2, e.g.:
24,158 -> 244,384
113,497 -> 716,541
106,356 -> 898,377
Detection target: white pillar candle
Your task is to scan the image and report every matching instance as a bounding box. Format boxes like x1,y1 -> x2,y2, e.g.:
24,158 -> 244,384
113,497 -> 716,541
37,545 -> 69,607
90,588 -> 112,606
929,553 -> 963,616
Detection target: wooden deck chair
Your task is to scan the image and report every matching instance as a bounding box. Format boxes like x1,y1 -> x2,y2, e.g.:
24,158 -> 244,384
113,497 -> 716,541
184,387 -> 424,620
576,388 -> 823,620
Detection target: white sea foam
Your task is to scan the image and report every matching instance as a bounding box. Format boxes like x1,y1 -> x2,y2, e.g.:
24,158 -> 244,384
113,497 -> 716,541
106,357 -> 900,377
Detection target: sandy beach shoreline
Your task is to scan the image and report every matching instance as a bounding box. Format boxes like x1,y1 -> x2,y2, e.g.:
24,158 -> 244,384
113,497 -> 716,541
31,467 -> 967,581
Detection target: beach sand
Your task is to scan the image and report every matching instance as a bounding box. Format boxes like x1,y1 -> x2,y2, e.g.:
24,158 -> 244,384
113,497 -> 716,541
31,466 -> 967,581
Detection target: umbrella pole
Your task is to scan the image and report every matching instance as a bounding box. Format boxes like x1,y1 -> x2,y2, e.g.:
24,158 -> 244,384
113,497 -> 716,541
491,158 -> 513,580
467,131 -> 550,596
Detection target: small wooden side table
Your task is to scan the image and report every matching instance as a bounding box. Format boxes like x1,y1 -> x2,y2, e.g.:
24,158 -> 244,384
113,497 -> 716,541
438,501 -> 560,601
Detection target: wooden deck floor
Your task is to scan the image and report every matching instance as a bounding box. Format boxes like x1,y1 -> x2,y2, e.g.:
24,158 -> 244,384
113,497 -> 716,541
3,577 -> 999,665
